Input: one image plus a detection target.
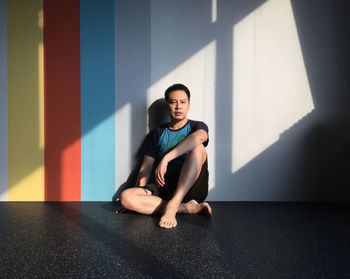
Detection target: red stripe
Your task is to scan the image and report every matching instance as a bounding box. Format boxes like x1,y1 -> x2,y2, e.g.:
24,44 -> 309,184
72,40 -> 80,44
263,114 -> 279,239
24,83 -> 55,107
44,0 -> 81,201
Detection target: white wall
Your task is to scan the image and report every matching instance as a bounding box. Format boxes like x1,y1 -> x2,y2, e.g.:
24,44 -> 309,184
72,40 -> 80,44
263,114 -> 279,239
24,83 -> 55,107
115,0 -> 350,201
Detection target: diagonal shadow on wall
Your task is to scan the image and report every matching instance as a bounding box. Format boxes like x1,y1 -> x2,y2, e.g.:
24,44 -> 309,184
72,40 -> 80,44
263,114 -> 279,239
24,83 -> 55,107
209,0 -> 350,201
3,0 -> 350,201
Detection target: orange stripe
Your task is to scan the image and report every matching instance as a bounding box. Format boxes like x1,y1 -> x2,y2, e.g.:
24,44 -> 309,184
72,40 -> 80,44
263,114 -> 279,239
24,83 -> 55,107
44,0 -> 81,201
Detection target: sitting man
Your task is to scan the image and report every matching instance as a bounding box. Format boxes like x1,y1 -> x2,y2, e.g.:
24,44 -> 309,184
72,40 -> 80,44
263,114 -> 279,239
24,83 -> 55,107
117,83 -> 212,229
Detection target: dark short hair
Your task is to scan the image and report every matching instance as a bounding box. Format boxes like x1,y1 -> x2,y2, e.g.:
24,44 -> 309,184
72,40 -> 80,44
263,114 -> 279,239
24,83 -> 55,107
164,84 -> 191,102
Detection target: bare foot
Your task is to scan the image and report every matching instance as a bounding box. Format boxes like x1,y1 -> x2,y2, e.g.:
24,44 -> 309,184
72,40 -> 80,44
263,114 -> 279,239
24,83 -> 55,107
183,200 -> 212,216
159,204 -> 178,229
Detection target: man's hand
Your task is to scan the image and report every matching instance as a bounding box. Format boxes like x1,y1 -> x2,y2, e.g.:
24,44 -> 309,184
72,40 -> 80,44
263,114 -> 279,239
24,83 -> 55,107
155,158 -> 168,187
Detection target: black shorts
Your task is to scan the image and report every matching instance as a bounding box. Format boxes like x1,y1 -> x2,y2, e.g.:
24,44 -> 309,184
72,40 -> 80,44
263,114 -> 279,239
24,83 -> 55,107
140,159 -> 209,203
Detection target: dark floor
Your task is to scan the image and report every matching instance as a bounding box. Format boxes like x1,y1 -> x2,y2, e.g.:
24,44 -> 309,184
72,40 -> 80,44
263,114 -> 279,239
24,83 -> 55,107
0,202 -> 349,278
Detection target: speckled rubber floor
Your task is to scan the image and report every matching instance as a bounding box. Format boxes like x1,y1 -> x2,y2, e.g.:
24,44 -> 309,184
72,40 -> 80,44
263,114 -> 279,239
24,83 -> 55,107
0,202 -> 349,278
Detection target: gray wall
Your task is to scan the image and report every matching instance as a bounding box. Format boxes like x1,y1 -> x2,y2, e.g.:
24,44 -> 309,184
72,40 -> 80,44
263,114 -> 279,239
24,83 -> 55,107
115,0 -> 350,201
0,0 -> 8,201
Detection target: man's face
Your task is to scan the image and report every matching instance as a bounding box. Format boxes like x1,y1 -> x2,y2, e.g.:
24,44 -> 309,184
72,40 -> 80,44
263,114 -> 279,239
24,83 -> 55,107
166,90 -> 190,121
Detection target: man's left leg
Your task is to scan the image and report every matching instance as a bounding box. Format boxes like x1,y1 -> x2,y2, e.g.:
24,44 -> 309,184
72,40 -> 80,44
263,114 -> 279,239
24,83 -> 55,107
159,144 -> 211,228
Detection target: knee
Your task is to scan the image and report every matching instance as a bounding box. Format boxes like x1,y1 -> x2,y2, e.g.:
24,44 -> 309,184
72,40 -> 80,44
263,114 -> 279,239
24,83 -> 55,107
120,189 -> 134,210
188,144 -> 207,163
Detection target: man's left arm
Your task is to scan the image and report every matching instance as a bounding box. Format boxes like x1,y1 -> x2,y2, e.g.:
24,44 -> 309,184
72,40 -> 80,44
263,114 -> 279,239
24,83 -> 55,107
155,129 -> 208,186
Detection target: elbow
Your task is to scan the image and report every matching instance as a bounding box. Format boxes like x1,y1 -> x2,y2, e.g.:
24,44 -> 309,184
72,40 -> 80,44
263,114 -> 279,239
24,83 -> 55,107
197,130 -> 208,144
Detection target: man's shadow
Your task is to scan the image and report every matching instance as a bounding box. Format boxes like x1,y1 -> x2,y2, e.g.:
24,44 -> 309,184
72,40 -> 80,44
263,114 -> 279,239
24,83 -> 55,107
112,98 -> 169,202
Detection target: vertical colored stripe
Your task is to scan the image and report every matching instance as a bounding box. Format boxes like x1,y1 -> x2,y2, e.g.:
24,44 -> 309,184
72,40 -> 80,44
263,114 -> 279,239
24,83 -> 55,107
114,1 -> 151,192
44,0 -> 81,201
80,0 -> 116,201
0,0 -> 8,201
8,0 -> 44,201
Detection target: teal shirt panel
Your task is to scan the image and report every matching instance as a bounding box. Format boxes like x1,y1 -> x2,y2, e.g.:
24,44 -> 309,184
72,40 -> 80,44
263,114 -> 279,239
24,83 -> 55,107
158,123 -> 191,157
158,123 -> 191,174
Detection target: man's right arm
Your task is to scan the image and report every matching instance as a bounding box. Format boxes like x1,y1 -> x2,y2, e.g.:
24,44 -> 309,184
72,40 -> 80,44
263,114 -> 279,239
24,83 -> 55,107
135,154 -> 155,187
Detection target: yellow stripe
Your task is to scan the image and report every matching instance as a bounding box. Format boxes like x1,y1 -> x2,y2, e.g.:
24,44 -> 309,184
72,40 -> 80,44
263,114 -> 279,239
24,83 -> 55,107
8,0 -> 44,201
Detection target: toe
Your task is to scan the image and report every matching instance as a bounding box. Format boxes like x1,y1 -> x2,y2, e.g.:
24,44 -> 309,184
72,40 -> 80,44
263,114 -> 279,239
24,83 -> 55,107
159,219 -> 177,229
159,219 -> 168,228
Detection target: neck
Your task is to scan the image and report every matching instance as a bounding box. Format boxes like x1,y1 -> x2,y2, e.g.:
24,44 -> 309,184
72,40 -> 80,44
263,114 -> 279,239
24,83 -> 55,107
169,117 -> 188,130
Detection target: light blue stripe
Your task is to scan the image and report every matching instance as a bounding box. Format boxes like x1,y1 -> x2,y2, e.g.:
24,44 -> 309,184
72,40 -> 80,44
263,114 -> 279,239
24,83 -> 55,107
80,0 -> 115,201
0,0 -> 8,201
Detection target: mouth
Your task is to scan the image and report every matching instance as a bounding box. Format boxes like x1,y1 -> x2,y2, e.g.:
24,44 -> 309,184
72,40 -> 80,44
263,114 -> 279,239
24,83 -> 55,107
175,112 -> 182,116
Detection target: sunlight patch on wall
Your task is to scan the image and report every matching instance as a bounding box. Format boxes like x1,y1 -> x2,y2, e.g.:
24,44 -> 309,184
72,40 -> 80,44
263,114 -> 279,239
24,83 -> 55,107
115,102 -> 131,189
9,166 -> 44,201
38,10 -> 44,148
61,138 -> 81,197
232,0 -> 314,173
81,113 -> 116,141
211,0 -> 217,23
38,41 -> 44,149
148,40 -> 217,190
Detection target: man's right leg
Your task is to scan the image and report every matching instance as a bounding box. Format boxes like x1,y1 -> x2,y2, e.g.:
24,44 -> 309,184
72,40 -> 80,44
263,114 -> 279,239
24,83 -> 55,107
119,187 -> 165,215
118,187 -> 208,216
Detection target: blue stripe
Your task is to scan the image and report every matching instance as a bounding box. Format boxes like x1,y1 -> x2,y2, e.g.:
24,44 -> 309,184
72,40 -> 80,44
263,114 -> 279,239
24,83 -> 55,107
80,0 -> 115,201
0,0 -> 8,201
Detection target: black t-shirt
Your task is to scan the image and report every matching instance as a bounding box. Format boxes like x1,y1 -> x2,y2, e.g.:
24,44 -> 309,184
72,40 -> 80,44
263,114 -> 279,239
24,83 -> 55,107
140,119 -> 209,175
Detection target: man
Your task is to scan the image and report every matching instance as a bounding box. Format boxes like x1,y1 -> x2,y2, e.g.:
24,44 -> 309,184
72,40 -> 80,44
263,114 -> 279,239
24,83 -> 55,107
117,84 -> 211,229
